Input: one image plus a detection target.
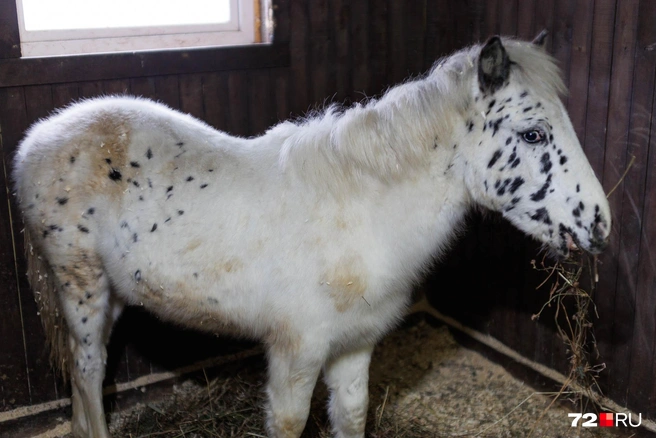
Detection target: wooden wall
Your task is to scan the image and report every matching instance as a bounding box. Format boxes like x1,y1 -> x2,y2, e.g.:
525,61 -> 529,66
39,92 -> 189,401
0,0 -> 655,425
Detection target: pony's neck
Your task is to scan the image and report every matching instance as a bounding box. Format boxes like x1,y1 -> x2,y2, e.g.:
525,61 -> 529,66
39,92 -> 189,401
366,146 -> 473,286
332,73 -> 470,183
355,72 -> 475,282
277,65 -> 473,194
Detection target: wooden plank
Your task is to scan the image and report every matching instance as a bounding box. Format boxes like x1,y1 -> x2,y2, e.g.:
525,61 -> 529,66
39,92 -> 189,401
452,0 -> 474,48
288,1 -> 310,116
179,74 -> 205,120
498,0 -> 518,37
309,0 -> 331,104
423,0 -> 444,71
386,0 -> 406,85
0,87 -> 31,410
227,72 -> 250,137
51,83 -> 79,109
0,0 -> 21,59
624,0 -> 656,415
643,92 -> 656,420
23,85 -> 54,122
0,43 -> 290,88
551,0 -> 575,95
202,73 -> 229,131
469,0 -> 487,44
482,0 -> 500,38
153,75 -> 180,109
248,70 -> 274,135
404,0 -> 426,76
368,0 -> 388,94
595,0 -> 640,407
77,81 -> 104,100
517,0 -> 537,40
102,79 -> 130,96
533,0 -> 555,49
129,77 -> 157,101
349,0 -> 369,98
273,69 -> 290,123
332,0 -> 352,103
565,1 -> 595,140
582,0 -> 616,175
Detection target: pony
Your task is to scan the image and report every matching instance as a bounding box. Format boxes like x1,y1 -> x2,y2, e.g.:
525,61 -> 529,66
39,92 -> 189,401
13,34 -> 611,438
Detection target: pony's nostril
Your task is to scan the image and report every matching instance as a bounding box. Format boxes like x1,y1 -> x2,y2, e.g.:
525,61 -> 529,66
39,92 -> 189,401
589,222 -> 610,253
594,221 -> 609,241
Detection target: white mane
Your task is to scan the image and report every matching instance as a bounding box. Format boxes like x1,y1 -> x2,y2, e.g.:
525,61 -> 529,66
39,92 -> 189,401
269,38 -> 565,191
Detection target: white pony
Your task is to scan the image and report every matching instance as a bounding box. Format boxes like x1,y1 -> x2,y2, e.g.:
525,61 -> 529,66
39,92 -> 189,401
13,34 -> 610,438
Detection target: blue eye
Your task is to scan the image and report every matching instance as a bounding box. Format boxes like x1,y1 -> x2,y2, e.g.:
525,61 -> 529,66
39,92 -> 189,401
522,130 -> 545,144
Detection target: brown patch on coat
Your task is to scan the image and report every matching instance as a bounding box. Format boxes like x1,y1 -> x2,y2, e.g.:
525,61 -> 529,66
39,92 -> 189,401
57,112 -> 133,205
325,254 -> 368,312
140,285 -> 244,337
58,251 -> 104,297
335,216 -> 348,230
219,258 -> 243,273
183,238 -> 203,254
276,417 -> 306,437
266,319 -> 301,356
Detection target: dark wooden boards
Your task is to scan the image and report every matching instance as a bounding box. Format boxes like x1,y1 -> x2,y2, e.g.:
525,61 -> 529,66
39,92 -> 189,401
1,0 -> 656,424
0,43 -> 290,88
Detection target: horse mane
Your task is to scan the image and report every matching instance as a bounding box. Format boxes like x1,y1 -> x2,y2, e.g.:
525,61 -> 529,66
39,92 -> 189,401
270,38 -> 565,193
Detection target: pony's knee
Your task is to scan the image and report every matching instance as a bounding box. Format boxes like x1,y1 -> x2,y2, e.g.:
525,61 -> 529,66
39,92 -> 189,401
266,411 -> 308,438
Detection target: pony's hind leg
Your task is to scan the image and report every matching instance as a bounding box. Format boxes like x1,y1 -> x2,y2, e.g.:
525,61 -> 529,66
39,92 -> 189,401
56,258 -> 121,438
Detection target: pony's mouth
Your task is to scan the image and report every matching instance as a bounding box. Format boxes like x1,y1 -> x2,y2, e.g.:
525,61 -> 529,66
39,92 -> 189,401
551,231 -> 580,259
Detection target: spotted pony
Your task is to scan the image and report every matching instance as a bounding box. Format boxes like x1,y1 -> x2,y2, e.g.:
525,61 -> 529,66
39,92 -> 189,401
13,33 -> 610,438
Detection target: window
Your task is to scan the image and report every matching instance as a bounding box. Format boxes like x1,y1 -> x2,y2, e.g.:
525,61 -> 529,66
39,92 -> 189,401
16,0 -> 257,57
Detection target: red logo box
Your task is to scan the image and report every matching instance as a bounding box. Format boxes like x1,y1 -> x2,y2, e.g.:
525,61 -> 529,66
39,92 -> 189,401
600,412 -> 614,427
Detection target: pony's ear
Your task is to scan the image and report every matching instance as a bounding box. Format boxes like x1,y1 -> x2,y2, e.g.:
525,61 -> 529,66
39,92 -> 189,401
532,29 -> 549,47
478,36 -> 511,94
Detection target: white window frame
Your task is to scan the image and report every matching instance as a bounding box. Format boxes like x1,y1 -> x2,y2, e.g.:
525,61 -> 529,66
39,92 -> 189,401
16,0 -> 255,57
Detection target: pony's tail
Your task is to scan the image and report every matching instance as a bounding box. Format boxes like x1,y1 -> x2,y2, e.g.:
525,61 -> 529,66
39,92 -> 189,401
25,228 -> 70,382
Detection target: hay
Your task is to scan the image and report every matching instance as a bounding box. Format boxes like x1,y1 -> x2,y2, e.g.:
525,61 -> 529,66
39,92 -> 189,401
530,254 -> 605,428
102,321 -> 622,438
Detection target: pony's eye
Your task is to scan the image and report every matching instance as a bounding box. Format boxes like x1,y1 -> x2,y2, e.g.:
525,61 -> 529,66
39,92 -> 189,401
521,130 -> 545,144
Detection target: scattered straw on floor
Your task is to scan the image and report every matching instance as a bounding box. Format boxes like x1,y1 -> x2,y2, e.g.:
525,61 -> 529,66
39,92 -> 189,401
93,320 -> 625,438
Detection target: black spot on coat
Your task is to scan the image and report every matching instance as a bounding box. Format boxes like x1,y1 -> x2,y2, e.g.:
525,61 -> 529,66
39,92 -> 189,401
531,207 -> 552,225
539,153 -> 552,174
487,149 -> 503,168
108,168 -> 122,181
530,174 -> 552,202
509,176 -> 525,194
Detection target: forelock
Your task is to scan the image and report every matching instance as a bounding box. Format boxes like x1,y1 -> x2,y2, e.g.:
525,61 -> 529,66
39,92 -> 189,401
502,38 -> 567,100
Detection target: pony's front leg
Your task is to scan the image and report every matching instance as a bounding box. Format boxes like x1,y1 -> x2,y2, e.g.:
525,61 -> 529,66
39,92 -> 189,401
264,338 -> 326,438
323,345 -> 374,438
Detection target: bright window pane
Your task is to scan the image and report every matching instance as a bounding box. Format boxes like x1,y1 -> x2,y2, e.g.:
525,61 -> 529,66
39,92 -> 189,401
22,0 -> 231,31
